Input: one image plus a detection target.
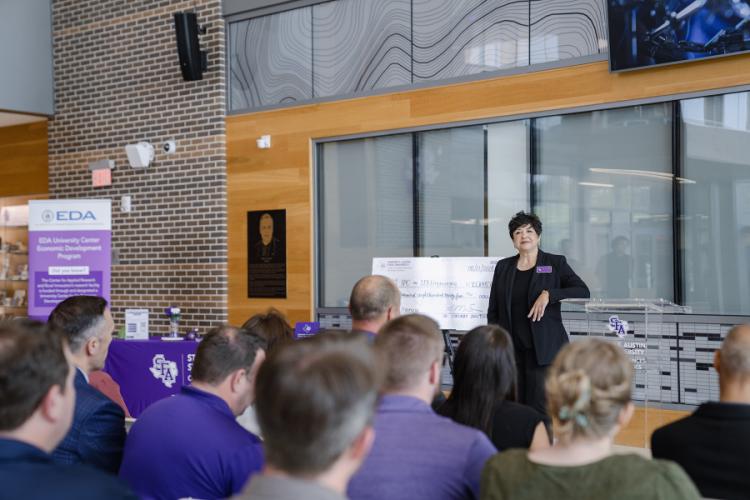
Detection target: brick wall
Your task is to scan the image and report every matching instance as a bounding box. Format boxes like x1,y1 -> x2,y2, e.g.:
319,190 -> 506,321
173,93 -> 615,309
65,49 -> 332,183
49,0 -> 227,334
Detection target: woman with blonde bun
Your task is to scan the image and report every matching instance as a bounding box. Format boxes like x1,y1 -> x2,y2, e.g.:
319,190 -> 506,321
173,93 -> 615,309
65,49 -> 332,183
481,338 -> 700,500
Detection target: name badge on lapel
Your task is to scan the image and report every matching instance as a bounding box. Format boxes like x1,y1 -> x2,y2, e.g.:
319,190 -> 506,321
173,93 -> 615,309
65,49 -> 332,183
536,265 -> 552,274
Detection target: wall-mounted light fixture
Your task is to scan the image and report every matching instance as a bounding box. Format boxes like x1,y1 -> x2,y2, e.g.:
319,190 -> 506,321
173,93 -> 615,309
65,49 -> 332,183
125,142 -> 155,168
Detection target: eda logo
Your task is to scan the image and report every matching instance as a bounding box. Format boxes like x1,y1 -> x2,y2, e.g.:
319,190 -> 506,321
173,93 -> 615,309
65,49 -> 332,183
43,210 -> 97,222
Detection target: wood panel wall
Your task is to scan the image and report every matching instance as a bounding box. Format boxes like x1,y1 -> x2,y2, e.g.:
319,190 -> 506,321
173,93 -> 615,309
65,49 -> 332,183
615,407 -> 688,448
0,121 -> 48,197
227,56 -> 750,324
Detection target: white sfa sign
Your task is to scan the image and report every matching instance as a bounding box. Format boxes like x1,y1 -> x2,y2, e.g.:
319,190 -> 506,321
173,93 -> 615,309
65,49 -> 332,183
372,257 -> 500,331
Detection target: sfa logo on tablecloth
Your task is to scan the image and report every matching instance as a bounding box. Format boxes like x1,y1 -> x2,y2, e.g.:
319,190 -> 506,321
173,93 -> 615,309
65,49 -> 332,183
149,354 -> 179,388
608,315 -> 629,339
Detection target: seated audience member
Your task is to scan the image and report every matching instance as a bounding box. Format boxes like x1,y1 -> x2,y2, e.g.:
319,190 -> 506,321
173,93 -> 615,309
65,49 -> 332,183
119,325 -> 266,500
0,320 -> 135,499
348,314 -> 497,500
89,370 -> 130,417
481,338 -> 700,500
438,325 -> 550,451
238,308 -> 295,434
349,275 -> 401,339
241,307 -> 294,355
235,331 -> 381,500
48,295 -> 126,473
652,324 -> 750,500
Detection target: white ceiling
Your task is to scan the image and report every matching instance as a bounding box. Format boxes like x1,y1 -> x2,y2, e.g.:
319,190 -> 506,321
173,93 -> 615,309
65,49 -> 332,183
0,112 -> 46,128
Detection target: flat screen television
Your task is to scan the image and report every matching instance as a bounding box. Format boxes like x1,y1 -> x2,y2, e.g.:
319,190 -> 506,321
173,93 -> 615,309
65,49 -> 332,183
608,0 -> 750,71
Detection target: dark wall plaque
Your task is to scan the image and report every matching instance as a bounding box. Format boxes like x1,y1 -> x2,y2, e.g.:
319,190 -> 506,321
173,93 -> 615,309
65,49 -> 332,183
248,209 -> 287,298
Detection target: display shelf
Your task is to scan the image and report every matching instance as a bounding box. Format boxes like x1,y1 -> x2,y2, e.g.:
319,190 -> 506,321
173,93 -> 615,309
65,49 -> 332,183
0,193 -> 46,318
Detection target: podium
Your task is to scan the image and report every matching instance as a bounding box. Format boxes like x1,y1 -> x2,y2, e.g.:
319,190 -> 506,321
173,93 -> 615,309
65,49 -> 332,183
561,298 -> 691,447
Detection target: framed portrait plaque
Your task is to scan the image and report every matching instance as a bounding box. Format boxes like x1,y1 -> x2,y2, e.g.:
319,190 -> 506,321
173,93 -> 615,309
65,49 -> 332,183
247,209 -> 286,298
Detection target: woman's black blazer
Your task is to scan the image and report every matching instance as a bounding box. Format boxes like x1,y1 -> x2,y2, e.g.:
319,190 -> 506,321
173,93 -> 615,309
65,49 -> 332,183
487,249 -> 590,366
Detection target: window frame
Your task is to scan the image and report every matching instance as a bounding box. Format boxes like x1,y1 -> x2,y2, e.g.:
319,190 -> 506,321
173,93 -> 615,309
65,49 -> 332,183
313,84 -> 750,316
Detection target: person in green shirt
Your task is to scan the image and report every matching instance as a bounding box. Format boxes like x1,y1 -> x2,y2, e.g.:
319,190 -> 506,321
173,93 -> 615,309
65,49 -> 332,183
481,338 -> 700,500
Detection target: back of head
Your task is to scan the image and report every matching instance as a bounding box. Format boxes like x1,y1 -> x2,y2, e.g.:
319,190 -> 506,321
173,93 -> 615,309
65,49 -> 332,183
241,308 -> 294,355
349,275 -> 400,322
191,325 -> 267,385
546,338 -> 632,442
375,314 -> 443,392
441,325 -> 516,435
0,320 -> 70,432
612,236 -> 629,249
255,330 -> 381,475
719,324 -> 750,382
48,295 -> 108,354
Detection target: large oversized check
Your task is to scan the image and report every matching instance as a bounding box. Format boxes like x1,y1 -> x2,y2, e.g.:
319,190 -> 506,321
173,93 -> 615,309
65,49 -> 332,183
372,257 -> 500,331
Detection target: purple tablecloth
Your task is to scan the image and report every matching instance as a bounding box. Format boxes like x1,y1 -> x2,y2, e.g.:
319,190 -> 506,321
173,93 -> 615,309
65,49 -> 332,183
104,339 -> 199,418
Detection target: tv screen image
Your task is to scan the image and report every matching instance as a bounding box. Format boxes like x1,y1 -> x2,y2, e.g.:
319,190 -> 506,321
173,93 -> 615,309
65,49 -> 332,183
608,0 -> 750,71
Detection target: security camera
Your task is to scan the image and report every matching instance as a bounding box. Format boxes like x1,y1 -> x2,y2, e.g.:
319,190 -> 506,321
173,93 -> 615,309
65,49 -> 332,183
125,142 -> 154,168
163,140 -> 177,154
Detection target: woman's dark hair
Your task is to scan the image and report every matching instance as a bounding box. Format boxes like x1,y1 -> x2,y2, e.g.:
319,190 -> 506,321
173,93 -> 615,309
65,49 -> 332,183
508,211 -> 542,239
437,325 -> 517,437
241,308 -> 294,355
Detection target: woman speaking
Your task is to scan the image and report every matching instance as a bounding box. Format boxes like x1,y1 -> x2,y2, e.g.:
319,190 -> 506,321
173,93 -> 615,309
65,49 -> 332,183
487,212 -> 589,414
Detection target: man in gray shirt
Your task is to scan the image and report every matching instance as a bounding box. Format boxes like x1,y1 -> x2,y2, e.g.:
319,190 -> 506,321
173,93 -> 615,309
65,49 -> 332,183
235,331 -> 381,500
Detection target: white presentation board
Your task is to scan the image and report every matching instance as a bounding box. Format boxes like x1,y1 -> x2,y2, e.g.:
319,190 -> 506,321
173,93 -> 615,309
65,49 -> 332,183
372,257 -> 500,331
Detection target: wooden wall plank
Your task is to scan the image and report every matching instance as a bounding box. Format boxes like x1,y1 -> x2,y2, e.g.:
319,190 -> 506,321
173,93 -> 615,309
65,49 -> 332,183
614,407 -> 689,448
227,56 -> 750,324
0,121 -> 48,197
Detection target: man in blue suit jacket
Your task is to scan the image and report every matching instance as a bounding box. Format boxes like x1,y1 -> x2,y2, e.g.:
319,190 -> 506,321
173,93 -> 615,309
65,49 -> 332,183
0,319 -> 135,500
49,296 -> 126,474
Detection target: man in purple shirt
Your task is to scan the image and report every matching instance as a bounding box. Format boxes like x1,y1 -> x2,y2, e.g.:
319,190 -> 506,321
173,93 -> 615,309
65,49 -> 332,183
348,314 -> 497,500
119,325 -> 266,500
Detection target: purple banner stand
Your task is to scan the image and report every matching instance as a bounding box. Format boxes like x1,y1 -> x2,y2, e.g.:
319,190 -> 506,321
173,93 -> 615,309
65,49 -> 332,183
104,339 -> 198,418
28,200 -> 112,320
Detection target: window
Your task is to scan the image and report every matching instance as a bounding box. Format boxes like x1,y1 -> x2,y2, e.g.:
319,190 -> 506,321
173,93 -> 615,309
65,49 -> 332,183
318,124 -> 530,308
319,135 -> 413,307
487,121 -> 531,257
681,92 -> 750,314
317,92 -> 749,315
534,105 -> 674,301
417,126 -> 486,257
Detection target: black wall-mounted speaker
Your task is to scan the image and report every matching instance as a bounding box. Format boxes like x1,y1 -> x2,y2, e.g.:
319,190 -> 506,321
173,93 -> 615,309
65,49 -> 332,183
174,12 -> 207,81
